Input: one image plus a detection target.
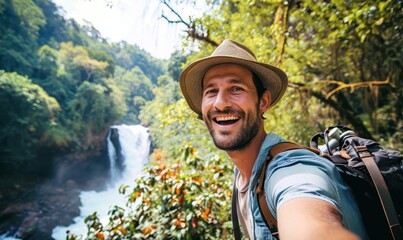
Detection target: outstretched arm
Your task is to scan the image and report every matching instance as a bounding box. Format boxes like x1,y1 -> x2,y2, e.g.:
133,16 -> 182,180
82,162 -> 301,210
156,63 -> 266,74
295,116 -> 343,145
277,197 -> 360,240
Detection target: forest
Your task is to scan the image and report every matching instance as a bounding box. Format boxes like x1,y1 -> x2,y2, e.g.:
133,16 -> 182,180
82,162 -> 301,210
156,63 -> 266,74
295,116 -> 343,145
0,0 -> 401,239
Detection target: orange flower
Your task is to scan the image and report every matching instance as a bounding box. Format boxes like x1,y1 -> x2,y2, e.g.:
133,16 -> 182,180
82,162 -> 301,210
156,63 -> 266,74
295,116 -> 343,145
192,177 -> 202,184
142,226 -> 155,235
95,232 -> 105,239
204,206 -> 210,215
201,213 -> 208,221
117,227 -> 127,235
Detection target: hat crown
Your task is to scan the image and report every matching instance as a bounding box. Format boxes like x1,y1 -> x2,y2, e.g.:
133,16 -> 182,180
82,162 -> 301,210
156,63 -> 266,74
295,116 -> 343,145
211,39 -> 257,61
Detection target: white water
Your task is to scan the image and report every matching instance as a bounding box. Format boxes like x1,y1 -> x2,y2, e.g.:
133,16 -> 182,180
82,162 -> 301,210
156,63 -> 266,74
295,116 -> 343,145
51,124 -> 150,239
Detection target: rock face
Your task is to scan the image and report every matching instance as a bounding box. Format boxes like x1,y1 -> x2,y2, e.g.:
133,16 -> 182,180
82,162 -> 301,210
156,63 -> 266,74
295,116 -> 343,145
0,149 -> 110,240
108,127 -> 125,177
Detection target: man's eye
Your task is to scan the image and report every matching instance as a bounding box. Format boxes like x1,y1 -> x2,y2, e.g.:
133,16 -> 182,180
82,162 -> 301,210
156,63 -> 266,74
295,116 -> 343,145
232,87 -> 244,92
205,89 -> 218,95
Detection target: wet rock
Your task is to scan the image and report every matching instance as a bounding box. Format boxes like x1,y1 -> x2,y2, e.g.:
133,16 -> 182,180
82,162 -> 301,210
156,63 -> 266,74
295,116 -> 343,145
0,149 -> 109,239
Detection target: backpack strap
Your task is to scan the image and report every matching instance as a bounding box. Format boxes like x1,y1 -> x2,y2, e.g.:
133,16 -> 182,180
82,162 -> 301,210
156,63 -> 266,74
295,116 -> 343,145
232,169 -> 242,240
256,142 -> 307,238
355,146 -> 403,240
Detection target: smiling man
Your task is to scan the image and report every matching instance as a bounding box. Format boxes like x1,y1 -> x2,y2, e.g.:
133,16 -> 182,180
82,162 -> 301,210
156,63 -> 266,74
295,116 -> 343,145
179,39 -> 367,239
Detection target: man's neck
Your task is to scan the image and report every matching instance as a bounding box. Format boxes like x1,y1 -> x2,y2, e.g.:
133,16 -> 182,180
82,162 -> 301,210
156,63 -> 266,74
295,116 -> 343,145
227,129 -> 267,184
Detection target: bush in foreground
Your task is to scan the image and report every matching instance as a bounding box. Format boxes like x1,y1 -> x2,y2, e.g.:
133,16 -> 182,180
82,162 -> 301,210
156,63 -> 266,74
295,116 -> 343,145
68,145 -> 234,240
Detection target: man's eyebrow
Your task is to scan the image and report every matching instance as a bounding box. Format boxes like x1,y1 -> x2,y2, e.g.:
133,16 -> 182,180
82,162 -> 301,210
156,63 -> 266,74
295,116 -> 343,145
228,78 -> 245,84
203,82 -> 215,90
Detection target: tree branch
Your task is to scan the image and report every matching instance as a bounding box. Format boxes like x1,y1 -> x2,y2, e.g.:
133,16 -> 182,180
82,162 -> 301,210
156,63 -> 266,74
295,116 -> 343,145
288,81 -> 373,138
324,79 -> 390,99
160,0 -> 218,46
161,0 -> 190,28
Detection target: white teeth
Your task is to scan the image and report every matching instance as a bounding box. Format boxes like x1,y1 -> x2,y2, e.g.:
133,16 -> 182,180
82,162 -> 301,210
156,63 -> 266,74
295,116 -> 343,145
216,116 -> 238,122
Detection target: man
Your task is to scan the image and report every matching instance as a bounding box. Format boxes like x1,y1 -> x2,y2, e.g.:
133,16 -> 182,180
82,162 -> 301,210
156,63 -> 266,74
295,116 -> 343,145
179,39 -> 367,239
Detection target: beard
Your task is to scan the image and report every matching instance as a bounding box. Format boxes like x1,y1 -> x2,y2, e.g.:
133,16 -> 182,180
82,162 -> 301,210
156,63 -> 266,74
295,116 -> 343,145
203,104 -> 261,151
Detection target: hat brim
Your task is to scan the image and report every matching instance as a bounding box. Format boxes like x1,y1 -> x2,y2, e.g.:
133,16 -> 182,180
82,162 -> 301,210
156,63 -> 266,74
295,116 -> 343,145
180,56 -> 288,116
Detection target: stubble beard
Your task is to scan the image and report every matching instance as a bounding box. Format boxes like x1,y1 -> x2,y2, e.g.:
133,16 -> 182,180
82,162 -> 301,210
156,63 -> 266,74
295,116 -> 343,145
204,105 -> 261,151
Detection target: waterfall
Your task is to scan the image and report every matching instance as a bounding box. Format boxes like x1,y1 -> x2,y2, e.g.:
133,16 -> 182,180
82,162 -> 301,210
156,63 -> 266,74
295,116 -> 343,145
51,124 -> 150,239
106,124 -> 150,185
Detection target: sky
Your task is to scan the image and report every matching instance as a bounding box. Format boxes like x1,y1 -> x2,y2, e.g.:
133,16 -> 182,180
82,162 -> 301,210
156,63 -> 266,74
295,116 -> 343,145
52,0 -> 194,59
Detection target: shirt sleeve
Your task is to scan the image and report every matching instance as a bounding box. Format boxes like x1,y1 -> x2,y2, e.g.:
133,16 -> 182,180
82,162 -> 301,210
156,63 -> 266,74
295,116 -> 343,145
265,149 -> 342,219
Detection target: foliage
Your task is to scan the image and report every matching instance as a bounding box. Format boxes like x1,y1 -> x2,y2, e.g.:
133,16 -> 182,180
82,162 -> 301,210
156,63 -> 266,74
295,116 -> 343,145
0,0 -> 45,75
34,45 -> 72,105
167,50 -> 188,81
58,42 -> 110,83
67,145 -> 234,240
114,66 -> 154,124
32,0 -> 70,46
0,70 -> 61,168
67,80 -> 127,147
98,41 -> 167,85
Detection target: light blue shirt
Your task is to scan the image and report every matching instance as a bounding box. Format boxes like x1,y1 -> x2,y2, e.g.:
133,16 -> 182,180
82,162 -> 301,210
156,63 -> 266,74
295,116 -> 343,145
243,133 -> 368,240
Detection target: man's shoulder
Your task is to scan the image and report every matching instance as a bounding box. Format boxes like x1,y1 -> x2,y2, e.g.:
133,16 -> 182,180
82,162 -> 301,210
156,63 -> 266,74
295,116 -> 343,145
269,146 -> 334,171
262,133 -> 287,149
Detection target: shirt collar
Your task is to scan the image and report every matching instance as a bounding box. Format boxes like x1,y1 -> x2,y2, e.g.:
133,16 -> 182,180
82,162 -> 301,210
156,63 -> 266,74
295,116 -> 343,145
250,133 -> 285,188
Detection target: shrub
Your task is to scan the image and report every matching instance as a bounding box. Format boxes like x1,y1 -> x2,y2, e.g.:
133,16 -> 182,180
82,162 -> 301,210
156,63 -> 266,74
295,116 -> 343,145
68,145 -> 234,240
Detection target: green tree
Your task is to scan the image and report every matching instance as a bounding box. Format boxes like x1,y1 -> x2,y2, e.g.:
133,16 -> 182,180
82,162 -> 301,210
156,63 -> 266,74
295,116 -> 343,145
33,45 -> 73,105
67,80 -> 127,149
109,41 -> 166,84
167,50 -> 188,81
86,47 -> 115,78
0,70 -> 60,169
0,0 -> 45,75
33,0 -> 70,46
114,66 -> 154,124
58,42 -> 110,83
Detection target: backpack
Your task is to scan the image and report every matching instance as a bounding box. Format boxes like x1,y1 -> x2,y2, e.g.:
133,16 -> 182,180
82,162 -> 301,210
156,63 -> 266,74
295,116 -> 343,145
232,126 -> 403,240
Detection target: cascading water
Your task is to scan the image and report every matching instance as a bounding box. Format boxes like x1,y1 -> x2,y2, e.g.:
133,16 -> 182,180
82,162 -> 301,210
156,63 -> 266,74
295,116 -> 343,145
51,124 -> 150,239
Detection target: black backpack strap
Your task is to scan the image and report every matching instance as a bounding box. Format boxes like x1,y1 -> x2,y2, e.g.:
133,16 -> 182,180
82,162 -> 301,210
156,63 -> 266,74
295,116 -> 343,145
355,146 -> 403,240
256,142 -> 307,238
310,132 -> 324,149
232,169 -> 242,240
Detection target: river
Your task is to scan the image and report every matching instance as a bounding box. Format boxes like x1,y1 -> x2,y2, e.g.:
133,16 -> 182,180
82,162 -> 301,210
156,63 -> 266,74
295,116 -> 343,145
0,125 -> 150,240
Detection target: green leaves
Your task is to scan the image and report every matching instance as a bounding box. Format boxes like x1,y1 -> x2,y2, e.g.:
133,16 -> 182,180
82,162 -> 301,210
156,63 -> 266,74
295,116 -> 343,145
0,70 -> 60,166
12,0 -> 45,39
68,80 -> 127,134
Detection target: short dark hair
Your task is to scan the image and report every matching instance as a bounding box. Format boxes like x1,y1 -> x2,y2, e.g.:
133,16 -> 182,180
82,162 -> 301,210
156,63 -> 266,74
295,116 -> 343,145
252,72 -> 268,119
252,72 -> 266,100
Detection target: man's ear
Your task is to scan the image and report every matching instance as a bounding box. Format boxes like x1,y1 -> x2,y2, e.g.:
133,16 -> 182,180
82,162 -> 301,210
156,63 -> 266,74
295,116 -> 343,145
259,90 -> 271,113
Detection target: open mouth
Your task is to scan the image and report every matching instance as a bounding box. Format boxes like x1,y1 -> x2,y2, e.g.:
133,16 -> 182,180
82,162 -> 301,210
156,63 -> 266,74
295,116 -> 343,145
213,115 -> 240,125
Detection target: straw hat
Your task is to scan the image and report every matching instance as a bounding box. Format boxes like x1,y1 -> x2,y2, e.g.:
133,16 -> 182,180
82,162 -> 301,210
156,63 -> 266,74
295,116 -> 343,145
179,39 -> 288,116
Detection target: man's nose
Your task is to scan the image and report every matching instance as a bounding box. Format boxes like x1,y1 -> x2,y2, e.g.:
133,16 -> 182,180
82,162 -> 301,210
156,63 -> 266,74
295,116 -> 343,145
213,91 -> 231,111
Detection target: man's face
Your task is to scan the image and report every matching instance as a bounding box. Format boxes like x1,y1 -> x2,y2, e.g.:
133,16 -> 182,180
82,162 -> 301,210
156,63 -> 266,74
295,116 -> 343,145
201,63 -> 263,151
